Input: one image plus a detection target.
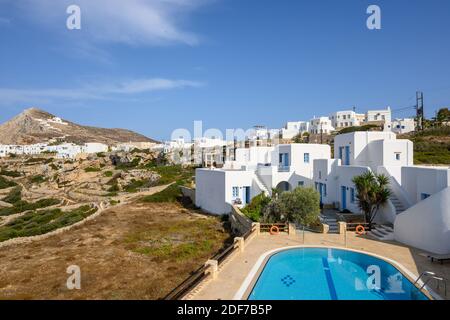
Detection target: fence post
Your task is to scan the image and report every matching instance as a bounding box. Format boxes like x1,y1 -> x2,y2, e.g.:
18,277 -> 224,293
288,223 -> 296,237
338,222 -> 347,234
234,237 -> 245,253
205,260 -> 218,280
253,222 -> 260,236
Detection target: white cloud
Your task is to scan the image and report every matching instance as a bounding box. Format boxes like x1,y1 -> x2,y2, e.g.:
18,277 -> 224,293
0,78 -> 205,105
13,0 -> 210,46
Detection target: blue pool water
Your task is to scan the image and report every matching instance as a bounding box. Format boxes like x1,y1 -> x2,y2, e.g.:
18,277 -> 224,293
248,248 -> 428,300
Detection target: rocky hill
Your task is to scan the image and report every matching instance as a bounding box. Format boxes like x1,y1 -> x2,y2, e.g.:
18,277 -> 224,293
0,108 -> 158,145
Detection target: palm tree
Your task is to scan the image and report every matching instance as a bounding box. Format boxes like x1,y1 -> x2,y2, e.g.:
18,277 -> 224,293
352,172 -> 391,228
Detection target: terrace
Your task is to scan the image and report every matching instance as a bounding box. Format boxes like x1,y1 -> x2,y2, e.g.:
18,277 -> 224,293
185,230 -> 450,300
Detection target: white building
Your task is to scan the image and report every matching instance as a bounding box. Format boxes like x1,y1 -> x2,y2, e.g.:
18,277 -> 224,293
313,131 -> 413,213
365,107 -> 392,124
247,126 -> 280,142
281,121 -> 310,139
309,117 -> 335,135
312,131 -> 450,254
0,142 -> 109,159
329,110 -> 363,129
385,118 -> 415,134
195,143 -> 331,214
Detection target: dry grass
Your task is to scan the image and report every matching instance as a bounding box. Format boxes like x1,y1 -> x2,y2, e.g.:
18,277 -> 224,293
0,202 -> 231,300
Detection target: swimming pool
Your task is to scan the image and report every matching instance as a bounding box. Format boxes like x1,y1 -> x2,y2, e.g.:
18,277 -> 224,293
247,248 -> 429,300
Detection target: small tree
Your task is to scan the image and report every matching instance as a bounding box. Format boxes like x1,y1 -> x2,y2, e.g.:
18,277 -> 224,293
263,187 -> 320,226
352,172 -> 391,227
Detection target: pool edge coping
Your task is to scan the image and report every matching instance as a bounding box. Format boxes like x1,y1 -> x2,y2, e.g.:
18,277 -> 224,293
232,245 -> 442,300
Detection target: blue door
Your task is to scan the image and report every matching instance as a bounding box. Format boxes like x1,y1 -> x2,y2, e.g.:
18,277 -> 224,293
339,147 -> 344,160
345,146 -> 350,165
341,186 -> 347,210
283,153 -> 289,167
319,183 -> 324,204
245,187 -> 251,204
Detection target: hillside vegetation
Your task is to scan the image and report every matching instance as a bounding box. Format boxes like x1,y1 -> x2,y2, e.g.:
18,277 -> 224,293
399,126 -> 450,165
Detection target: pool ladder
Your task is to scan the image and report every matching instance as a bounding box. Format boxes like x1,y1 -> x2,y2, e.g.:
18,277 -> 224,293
413,271 -> 447,298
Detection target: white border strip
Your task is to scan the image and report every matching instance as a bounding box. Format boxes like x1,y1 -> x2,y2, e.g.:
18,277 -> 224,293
233,245 -> 442,300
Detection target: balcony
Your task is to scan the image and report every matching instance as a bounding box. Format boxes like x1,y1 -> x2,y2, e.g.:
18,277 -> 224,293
278,165 -> 290,172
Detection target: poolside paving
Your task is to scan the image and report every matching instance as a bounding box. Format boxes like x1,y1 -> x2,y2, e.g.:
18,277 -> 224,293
187,231 -> 450,300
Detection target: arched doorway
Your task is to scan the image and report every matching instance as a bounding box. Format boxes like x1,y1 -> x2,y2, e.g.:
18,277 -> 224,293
276,181 -> 292,192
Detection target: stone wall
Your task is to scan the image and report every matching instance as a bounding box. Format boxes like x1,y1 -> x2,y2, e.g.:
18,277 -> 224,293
180,186 -> 195,203
230,205 -> 253,236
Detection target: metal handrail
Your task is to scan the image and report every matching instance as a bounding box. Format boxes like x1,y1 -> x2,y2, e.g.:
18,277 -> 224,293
414,271 -> 448,297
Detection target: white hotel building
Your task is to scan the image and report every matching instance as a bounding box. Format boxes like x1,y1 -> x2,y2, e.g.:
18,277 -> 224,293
195,131 -> 450,254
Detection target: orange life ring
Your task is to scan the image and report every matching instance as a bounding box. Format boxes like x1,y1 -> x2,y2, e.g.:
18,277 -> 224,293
355,225 -> 365,235
270,225 -> 280,235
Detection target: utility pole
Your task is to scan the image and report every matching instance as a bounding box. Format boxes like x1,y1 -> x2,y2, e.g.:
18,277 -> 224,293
416,91 -> 424,131
320,122 -> 323,144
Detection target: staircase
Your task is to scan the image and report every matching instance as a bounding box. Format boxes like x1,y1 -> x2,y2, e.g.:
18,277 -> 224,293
254,170 -> 271,196
367,224 -> 394,240
320,215 -> 339,233
390,192 -> 406,214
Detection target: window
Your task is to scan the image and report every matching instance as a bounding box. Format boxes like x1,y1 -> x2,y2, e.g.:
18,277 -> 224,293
304,153 -> 310,163
298,181 -> 304,187
315,182 -> 319,191
395,153 -> 401,161
323,184 -> 327,197
318,171 -> 322,179
232,187 -> 239,198
350,187 -> 355,203
421,193 -> 431,200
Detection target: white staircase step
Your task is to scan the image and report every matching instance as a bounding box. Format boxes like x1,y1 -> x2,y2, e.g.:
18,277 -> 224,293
367,225 -> 395,241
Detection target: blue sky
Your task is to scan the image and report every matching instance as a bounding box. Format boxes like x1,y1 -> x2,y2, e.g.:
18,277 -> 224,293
0,0 -> 449,141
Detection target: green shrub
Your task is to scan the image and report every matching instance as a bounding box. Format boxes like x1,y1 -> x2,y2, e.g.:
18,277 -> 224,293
124,179 -> 151,193
150,165 -> 195,186
103,171 -> 113,177
0,176 -> 17,189
141,183 -> 181,203
84,166 -> 101,173
115,158 -> 141,170
30,175 -> 47,184
337,124 -> 379,135
107,184 -> 120,192
0,198 -> 60,216
2,186 -> 22,204
0,205 -> 96,242
0,169 -> 21,177
241,192 -> 271,222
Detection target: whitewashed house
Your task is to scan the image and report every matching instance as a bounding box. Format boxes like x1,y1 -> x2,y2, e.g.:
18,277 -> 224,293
312,131 -> 450,253
82,142 -> 108,154
329,110 -> 362,129
313,131 -> 413,214
365,107 -> 392,124
309,117 -> 335,134
247,126 -> 280,142
385,118 -> 415,134
195,143 -> 331,214
0,142 -> 109,159
281,121 -> 310,139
